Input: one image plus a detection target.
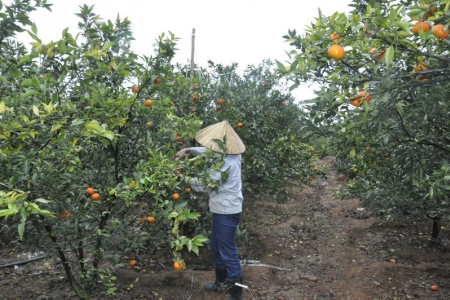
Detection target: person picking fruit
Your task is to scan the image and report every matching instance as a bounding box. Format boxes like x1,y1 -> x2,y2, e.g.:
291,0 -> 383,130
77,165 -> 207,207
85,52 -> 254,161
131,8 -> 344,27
173,120 -> 246,300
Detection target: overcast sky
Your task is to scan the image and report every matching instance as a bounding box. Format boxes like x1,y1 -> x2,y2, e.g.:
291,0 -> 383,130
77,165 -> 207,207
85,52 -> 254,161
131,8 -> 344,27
11,0 -> 352,100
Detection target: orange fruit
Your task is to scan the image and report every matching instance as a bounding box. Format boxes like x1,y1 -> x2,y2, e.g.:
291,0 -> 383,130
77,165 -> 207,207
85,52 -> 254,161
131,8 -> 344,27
215,106 -> 222,112
138,218 -> 146,224
237,122 -> 243,128
193,82 -> 199,88
91,193 -> 101,201
86,187 -> 95,195
60,210 -> 71,219
365,146 -> 372,152
147,216 -> 155,223
217,98 -> 225,105
350,91 -> 371,107
430,284 -> 438,291
327,44 -> 345,60
414,62 -> 427,72
155,77 -> 162,85
309,177 -> 314,181
390,259 -> 396,264
313,167 -> 318,172
129,260 -> 137,267
146,121 -> 153,127
432,24 -> 449,40
281,101 -> 286,106
144,99 -> 153,107
309,147 -> 314,153
132,86 -> 139,94
173,261 -> 184,271
411,21 -> 430,34
172,193 -> 180,201
330,32 -> 340,43
193,94 -> 199,101
184,187 -> 191,193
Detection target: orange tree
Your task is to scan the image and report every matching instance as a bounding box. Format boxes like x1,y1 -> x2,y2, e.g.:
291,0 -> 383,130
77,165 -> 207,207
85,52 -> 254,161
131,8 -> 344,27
279,0 -> 450,243
184,60 -> 319,202
0,1 -> 218,298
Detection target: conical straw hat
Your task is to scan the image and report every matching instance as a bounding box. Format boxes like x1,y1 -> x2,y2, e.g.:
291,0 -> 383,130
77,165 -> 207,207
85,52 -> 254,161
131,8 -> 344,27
195,120 -> 246,154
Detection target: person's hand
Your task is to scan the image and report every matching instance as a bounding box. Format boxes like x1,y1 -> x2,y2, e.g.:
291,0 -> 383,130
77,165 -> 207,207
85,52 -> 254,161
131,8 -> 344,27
173,148 -> 190,160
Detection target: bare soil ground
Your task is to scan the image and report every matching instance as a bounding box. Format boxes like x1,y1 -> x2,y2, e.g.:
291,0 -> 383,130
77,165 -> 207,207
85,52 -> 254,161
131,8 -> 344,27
1,156 -> 450,299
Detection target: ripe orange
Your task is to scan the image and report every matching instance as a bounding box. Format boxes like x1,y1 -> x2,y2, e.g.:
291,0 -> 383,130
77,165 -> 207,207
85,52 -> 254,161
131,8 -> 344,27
147,216 -> 156,223
217,98 -> 225,105
132,86 -> 139,94
138,218 -> 146,224
432,24 -> 449,40
330,32 -> 340,43
172,193 -> 180,201
281,101 -> 286,106
193,94 -> 199,101
86,187 -> 95,195
237,122 -> 243,128
144,99 -> 153,107
414,62 -> 427,72
60,210 -> 71,219
411,21 -> 430,34
146,121 -> 153,127
350,91 -> 371,107
173,261 -> 184,271
91,193 -> 101,201
328,44 -> 345,60
184,187 -> 191,193
155,77 -> 162,85
389,258 -> 396,264
129,260 -> 137,267
430,284 -> 438,291
369,48 -> 386,60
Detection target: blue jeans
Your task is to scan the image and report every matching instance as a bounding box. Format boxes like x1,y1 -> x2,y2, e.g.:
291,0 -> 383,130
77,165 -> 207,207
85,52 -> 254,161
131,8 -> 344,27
210,212 -> 242,280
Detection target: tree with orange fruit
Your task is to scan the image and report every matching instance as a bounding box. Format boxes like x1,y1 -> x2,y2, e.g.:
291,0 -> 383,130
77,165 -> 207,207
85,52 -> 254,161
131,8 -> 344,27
280,0 -> 450,244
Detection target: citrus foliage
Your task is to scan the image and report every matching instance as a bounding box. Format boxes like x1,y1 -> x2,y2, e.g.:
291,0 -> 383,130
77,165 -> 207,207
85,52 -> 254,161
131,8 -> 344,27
280,0 -> 450,221
0,1 -> 320,298
186,60 -> 318,202
0,1 -> 211,297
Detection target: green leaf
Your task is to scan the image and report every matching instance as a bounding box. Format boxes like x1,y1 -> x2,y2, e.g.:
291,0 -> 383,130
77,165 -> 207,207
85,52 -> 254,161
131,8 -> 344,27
349,149 -> 356,157
101,41 -> 115,51
31,23 -> 37,34
101,130 -> 114,140
22,90 -> 40,98
21,79 -> 37,87
51,124 -> 63,132
0,208 -> 15,217
32,105 -> 40,116
18,55 -> 33,65
18,218 -> 25,239
0,76 -> 7,82
385,45 -> 394,68
275,60 -> 287,73
85,120 -> 103,133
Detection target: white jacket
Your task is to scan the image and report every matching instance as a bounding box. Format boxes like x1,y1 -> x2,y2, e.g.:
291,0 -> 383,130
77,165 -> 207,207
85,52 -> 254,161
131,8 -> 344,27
186,147 -> 243,214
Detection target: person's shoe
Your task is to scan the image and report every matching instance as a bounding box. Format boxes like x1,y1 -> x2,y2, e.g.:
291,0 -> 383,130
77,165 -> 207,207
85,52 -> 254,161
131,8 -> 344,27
203,267 -> 227,292
226,277 -> 243,300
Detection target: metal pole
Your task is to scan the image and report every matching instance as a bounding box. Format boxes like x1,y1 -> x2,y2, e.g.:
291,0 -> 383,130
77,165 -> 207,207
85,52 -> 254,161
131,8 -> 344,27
190,28 -> 195,79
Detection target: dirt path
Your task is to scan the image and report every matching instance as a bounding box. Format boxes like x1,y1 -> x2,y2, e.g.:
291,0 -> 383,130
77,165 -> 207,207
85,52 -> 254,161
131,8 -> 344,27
1,156 -> 449,299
